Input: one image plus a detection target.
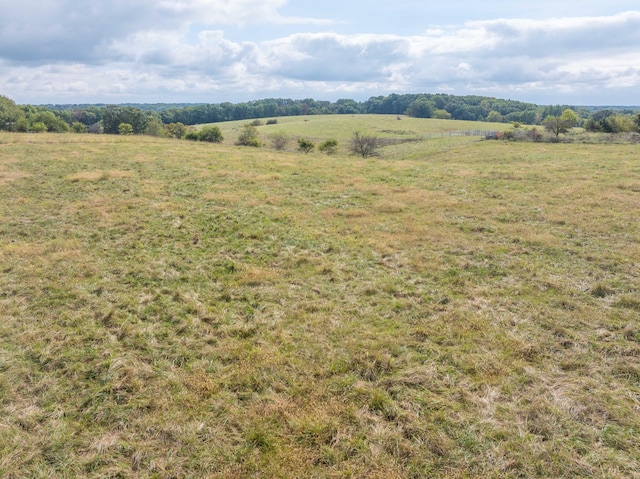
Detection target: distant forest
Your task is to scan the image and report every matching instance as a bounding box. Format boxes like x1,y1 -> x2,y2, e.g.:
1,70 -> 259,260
2,92 -> 639,134
42,94 -> 583,125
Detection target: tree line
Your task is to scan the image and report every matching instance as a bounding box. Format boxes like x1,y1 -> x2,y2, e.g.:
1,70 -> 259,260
1,93 -> 639,135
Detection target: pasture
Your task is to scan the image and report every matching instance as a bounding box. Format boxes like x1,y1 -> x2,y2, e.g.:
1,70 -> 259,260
0,125 -> 639,478
200,114 -> 505,146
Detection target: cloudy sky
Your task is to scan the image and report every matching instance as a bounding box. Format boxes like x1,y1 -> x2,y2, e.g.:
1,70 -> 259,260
1,1 -> 639,105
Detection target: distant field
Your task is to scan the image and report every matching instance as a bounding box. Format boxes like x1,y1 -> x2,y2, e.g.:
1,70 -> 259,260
200,114 -> 507,146
1,130 -> 639,478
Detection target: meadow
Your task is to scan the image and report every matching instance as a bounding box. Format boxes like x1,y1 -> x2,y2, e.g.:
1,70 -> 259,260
0,120 -> 639,478
201,114 -> 504,146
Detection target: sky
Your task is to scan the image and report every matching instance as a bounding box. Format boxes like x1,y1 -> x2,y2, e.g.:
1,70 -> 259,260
1,1 -> 639,106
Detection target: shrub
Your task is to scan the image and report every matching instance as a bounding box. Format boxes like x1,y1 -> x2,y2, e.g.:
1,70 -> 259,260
266,119 -> 278,125
50,117 -> 70,133
501,129 -> 515,141
433,109 -> 452,120
251,119 -> 263,127
298,138 -> 315,154
72,122 -> 87,133
236,124 -> 261,147
348,131 -> 379,157
14,117 -> 30,132
198,125 -> 223,143
87,123 -> 103,134
31,122 -> 47,133
184,131 -> 200,141
528,127 -> 543,142
501,127 -> 541,142
145,120 -> 165,137
165,122 -> 187,139
319,139 -> 338,154
270,131 -> 290,150
118,123 -> 134,135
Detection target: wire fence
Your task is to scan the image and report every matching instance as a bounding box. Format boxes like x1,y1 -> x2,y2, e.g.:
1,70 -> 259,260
423,130 -> 500,139
379,130 -> 500,146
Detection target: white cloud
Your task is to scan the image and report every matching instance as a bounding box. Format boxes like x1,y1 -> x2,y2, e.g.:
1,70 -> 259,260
1,3 -> 639,104
0,0 -> 329,64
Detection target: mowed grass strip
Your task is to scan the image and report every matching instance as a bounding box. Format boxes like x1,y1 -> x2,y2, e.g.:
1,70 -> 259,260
0,131 -> 639,478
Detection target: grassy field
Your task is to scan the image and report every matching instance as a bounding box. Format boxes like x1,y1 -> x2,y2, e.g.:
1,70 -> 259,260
201,114 -> 506,146
1,127 -> 639,478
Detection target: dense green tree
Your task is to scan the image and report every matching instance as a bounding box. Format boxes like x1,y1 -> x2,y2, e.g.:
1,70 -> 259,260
405,97 -> 434,118
432,109 -> 452,120
604,114 -> 635,133
0,95 -> 25,130
102,106 -> 123,134
145,119 -> 166,137
72,122 -> 87,133
102,106 -> 148,134
13,117 -> 30,132
560,109 -> 578,126
335,99 -> 361,114
486,110 -> 504,123
586,110 -> 637,133
118,123 -> 134,135
31,122 -> 47,133
165,122 -> 187,139
27,110 -> 69,132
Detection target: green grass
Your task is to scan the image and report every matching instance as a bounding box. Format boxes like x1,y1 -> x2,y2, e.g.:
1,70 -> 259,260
204,114 -> 506,147
1,128 -> 639,478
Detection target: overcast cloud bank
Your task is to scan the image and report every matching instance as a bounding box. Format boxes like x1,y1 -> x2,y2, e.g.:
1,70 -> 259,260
1,1 -> 639,105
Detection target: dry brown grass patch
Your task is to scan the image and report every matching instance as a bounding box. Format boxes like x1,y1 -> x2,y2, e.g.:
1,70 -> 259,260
0,171 -> 31,183
238,266 -> 282,286
321,207 -> 370,219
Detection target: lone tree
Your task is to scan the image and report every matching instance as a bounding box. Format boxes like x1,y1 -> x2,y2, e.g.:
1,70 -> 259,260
542,115 -> 572,140
348,131 -> 379,158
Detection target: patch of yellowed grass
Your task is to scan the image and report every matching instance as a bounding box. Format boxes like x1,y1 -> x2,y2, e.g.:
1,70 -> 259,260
238,266 -> 281,286
374,200 -> 407,214
0,171 -> 31,183
321,207 -> 370,219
